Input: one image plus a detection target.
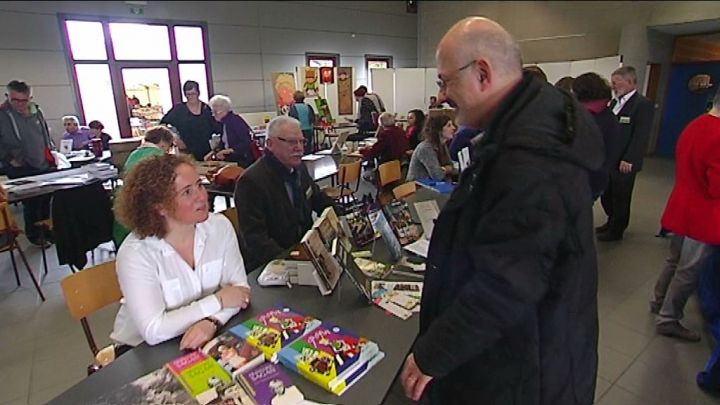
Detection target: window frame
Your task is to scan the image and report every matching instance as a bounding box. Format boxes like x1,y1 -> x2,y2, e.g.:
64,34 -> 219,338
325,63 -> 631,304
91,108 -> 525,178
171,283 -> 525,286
59,14 -> 214,138
365,54 -> 393,70
306,52 -> 341,68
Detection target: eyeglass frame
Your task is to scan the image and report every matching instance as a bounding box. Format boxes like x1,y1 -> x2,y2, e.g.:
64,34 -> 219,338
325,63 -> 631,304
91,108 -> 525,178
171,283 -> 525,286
436,60 -> 476,90
276,136 -> 307,147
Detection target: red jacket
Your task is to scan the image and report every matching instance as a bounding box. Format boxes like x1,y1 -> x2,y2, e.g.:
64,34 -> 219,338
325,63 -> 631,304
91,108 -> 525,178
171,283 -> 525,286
360,125 -> 408,163
662,114 -> 720,244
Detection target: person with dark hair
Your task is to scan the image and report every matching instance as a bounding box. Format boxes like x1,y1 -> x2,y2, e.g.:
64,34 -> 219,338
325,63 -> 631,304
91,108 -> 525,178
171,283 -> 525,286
88,120 -> 112,150
573,72 -> 621,199
554,76 -> 575,94
522,65 -> 547,82
428,96 -> 439,109
287,90 -> 316,154
352,85 -> 385,134
596,65 -> 655,241
161,80 -> 219,161
111,154 -> 251,349
406,115 -> 456,181
0,80 -> 55,245
400,17 -> 603,404
405,109 -> 425,149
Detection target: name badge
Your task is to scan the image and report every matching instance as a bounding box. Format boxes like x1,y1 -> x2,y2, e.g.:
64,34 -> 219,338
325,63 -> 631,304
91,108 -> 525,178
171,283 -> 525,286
305,186 -> 313,199
619,116 -> 631,124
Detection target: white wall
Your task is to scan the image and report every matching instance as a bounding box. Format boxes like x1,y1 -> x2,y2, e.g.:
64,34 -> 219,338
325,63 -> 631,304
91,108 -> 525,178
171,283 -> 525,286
0,1 -> 416,141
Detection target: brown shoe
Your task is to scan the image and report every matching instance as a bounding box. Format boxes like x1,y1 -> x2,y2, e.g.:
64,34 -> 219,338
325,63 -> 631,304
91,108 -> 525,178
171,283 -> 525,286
657,322 -> 701,342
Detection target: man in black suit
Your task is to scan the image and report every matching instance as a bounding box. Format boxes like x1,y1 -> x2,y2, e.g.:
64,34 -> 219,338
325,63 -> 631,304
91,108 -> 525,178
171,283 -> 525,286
597,66 -> 655,241
234,116 -> 334,270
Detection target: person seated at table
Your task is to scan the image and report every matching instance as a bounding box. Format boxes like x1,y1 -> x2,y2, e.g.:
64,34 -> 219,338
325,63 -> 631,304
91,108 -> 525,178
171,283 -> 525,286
113,126 -> 176,248
161,80 -> 219,161
62,115 -> 94,151
111,154 -> 251,350
358,112 -> 408,164
352,86 -> 386,135
88,120 -> 112,151
234,116 -> 335,270
288,91 -> 316,155
205,95 -> 256,168
406,115 -> 456,181
405,109 -> 425,150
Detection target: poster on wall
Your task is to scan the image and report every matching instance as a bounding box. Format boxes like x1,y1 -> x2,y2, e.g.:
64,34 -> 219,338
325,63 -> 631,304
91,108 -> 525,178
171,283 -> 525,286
299,67 -> 320,97
320,67 -> 334,84
271,72 -> 296,115
337,67 -> 353,115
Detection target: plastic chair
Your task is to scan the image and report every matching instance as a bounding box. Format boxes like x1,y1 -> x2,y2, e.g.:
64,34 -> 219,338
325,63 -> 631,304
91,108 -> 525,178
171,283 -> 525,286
323,159 -> 362,205
61,260 -> 122,356
393,181 -> 417,200
0,202 -> 45,301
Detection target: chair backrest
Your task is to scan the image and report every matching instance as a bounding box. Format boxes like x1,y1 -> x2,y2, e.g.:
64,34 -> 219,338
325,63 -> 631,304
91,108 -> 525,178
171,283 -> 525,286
378,160 -> 402,187
338,159 -> 362,186
61,260 -> 122,321
0,202 -> 19,234
220,208 -> 239,233
393,181 -> 417,200
109,138 -> 142,172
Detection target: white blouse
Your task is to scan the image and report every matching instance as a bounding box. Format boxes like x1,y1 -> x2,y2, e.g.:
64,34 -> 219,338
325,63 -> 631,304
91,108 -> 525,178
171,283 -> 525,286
110,213 -> 249,346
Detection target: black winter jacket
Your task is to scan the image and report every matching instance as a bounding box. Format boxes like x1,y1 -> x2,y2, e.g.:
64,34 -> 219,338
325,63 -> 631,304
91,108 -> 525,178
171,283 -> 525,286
414,73 -> 604,404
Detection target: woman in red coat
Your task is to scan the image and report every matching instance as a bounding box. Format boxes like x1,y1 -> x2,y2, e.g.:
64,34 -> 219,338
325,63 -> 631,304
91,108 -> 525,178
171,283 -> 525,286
653,91 -> 720,342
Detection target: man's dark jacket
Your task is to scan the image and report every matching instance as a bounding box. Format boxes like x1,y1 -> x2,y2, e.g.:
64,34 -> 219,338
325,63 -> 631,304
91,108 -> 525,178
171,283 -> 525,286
414,73 -> 603,404
614,92 -> 654,172
234,152 -> 334,270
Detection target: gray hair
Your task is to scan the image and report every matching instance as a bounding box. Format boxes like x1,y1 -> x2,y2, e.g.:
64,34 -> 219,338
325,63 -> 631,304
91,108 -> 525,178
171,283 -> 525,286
378,112 -> 395,127
208,95 -> 232,113
62,115 -> 80,125
612,66 -> 637,83
267,115 -> 300,139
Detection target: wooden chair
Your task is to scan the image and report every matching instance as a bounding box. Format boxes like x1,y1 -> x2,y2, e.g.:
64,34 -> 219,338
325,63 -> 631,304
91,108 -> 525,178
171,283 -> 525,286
0,202 -> 45,301
376,159 -> 403,202
61,260 -> 122,356
393,181 -> 417,200
220,207 -> 239,233
323,159 -> 362,205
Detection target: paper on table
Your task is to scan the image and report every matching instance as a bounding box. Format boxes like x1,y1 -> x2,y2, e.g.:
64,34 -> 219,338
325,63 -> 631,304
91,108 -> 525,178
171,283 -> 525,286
403,238 -> 429,258
301,154 -> 325,161
414,200 -> 440,240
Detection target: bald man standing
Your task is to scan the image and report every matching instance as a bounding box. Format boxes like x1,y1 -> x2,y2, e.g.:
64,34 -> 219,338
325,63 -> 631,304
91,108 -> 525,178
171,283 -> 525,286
401,18 -> 603,404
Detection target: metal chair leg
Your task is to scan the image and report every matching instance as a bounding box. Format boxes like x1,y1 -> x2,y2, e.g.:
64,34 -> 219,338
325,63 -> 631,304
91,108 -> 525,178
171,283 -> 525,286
9,249 -> 20,286
15,242 -> 45,301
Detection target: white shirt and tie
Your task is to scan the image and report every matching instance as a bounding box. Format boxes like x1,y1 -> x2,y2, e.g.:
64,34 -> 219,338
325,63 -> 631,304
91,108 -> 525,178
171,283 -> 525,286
611,89 -> 637,116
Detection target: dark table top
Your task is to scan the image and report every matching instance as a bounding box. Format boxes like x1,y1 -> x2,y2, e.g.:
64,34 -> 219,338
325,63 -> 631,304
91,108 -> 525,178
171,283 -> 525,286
2,164 -> 118,203
48,188 -> 446,405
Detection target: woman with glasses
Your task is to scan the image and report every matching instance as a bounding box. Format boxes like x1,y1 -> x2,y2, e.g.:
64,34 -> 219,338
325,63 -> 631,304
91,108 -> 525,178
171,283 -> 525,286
206,94 -> 256,168
111,154 -> 251,352
160,81 -> 219,161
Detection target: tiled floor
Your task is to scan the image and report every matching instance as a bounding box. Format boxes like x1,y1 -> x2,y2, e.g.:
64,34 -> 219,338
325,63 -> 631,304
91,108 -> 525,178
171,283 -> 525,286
1,158 -> 719,404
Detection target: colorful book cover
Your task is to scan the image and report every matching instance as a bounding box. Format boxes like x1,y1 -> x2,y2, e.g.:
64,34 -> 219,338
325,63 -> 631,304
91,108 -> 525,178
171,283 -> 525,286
166,351 -> 233,404
239,362 -> 304,405
277,322 -> 385,395
202,331 -> 265,378
382,200 -> 422,246
92,367 -> 193,405
230,305 -> 321,362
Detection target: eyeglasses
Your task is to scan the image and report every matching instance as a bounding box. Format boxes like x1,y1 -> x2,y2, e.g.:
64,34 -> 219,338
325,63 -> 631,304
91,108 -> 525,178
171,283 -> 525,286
436,60 -> 475,90
9,97 -> 30,103
276,136 -> 307,147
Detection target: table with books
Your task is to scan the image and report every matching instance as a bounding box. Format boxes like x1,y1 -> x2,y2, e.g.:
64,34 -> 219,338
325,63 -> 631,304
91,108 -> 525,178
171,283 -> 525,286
49,188 -> 447,405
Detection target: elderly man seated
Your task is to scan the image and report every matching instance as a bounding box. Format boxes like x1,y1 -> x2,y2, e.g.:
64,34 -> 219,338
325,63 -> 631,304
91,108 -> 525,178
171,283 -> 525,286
357,112 -> 409,164
234,116 -> 335,270
62,115 -> 94,151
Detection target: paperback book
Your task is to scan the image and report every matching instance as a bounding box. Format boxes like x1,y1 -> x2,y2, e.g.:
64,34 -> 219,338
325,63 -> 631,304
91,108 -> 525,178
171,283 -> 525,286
382,200 -> 422,246
201,331 -> 265,378
238,361 -> 305,405
277,322 -> 385,395
92,367 -> 193,405
165,351 -> 236,405
230,305 -> 322,362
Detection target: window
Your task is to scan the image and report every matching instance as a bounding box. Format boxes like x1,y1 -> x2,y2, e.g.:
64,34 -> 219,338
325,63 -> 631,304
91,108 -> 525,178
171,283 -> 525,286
61,16 -> 213,138
306,52 -> 340,68
366,55 -> 393,90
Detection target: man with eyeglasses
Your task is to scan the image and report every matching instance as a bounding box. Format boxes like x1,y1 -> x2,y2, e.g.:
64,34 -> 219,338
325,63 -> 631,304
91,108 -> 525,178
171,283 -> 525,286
400,17 -> 603,404
234,116 -> 335,270
0,80 -> 56,245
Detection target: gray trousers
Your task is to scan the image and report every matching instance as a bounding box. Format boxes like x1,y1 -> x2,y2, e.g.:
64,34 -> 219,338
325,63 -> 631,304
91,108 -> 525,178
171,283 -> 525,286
652,234 -> 714,325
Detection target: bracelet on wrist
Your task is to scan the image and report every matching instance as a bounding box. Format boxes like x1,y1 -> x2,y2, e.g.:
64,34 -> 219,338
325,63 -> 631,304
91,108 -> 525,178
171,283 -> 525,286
203,317 -> 222,330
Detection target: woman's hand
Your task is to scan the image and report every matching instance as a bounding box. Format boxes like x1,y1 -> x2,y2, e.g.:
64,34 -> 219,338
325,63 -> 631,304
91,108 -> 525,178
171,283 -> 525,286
216,285 -> 251,309
216,148 -> 234,160
179,319 -> 216,350
203,151 -> 216,161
